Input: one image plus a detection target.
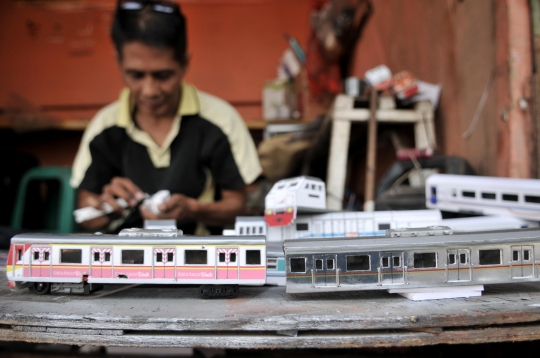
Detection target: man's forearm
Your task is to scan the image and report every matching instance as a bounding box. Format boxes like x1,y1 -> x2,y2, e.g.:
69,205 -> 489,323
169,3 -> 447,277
190,190 -> 246,227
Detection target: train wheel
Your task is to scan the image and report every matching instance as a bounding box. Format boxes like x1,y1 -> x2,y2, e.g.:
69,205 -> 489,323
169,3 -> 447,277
199,285 -> 211,299
29,282 -> 51,295
225,285 -> 238,298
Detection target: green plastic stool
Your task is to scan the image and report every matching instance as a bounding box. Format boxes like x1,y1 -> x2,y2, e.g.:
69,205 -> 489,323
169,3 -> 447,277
11,166 -> 76,233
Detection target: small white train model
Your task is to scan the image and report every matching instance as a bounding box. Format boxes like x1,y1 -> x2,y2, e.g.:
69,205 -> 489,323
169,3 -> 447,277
264,176 -> 326,227
284,226 -> 540,294
426,174 -> 540,220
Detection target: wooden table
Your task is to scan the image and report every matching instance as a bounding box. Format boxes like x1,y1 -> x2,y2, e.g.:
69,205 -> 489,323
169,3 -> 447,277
1,272 -> 540,350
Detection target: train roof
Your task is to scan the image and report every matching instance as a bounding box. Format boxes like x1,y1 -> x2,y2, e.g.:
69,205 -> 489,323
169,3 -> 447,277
283,227 -> 540,255
427,174 -> 540,190
10,233 -> 266,246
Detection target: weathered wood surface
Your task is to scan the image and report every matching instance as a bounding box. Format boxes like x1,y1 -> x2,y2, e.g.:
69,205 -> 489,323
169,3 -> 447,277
1,273 -> 540,349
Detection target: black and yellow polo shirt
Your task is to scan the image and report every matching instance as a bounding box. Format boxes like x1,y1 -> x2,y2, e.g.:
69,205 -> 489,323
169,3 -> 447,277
71,83 -> 262,234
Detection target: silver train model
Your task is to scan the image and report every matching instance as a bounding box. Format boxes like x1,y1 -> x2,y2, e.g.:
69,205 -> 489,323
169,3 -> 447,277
283,226 -> 540,294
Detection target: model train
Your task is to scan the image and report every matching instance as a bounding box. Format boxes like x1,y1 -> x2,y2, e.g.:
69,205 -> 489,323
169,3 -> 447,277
284,226 -> 540,294
6,228 -> 266,298
8,225 -> 540,298
228,210 -> 443,285
426,174 -> 540,220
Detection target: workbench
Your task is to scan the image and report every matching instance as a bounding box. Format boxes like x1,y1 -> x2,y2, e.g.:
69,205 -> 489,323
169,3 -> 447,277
1,272 -> 540,350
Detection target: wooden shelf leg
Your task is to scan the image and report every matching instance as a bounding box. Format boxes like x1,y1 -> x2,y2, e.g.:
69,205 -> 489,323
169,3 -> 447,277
326,119 -> 351,210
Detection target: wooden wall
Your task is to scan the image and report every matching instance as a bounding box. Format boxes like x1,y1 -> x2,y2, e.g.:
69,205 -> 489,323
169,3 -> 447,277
0,0 -> 311,122
349,0 -> 535,178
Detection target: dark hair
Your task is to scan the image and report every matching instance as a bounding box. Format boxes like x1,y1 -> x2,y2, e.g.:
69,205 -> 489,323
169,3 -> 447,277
111,1 -> 187,65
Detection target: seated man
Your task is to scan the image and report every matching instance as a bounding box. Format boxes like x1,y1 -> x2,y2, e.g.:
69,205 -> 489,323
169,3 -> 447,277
71,0 -> 261,234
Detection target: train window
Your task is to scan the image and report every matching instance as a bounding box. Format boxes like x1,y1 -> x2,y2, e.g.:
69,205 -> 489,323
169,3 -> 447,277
105,252 -> 111,261
296,223 -> 309,231
290,258 -> 306,273
460,253 -> 467,264
502,194 -> 518,202
319,185 -> 322,191
431,187 -> 436,196
167,252 -> 174,262
122,250 -> 144,264
246,250 -> 261,265
259,227 -> 263,234
462,191 -> 476,198
327,259 -> 334,270
524,250 -> 531,261
45,252 -> 50,260
305,184 -> 309,189
219,253 -> 225,262
382,257 -> 389,268
413,253 -> 437,268
267,258 -> 277,269
346,255 -> 370,271
157,253 -> 163,262
393,256 -> 401,267
239,227 -> 243,235
448,253 -> 456,264
378,223 -> 390,230
289,182 -> 298,187
60,249 -> 82,264
478,249 -> 501,265
33,252 -> 39,260
512,250 -> 519,261
185,250 -> 207,265
315,259 -> 323,270
481,192 -> 496,200
230,253 -> 237,262
246,227 -> 250,234
94,252 -> 100,261
17,249 -> 22,261
525,195 -> 540,204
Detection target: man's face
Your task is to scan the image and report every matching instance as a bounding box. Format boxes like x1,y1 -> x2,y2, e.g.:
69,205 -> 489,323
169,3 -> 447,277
119,42 -> 186,118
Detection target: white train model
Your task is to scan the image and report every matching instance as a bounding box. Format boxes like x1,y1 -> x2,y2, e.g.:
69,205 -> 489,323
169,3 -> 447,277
264,176 -> 326,227
426,174 -> 540,220
6,228 -> 266,298
235,210 -> 443,242
284,226 -> 540,294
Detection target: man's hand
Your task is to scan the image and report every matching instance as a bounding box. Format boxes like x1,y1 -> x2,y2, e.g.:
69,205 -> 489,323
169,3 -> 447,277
139,189 -> 246,227
101,177 -> 146,213
77,177 -> 145,230
139,193 -> 196,222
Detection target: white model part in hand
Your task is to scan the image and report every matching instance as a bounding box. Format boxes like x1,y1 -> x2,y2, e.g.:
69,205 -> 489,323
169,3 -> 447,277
73,198 -> 129,224
143,190 -> 171,214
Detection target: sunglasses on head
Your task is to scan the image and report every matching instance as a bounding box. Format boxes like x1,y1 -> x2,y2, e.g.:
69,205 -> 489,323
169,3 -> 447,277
118,0 -> 179,14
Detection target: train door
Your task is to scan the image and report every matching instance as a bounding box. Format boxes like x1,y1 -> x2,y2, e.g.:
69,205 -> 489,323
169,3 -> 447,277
510,246 -> 534,278
217,248 -> 239,279
12,244 -> 25,278
313,254 -> 337,287
379,252 -> 405,285
30,247 -> 51,278
446,249 -> 471,281
91,247 -> 113,279
153,248 -> 176,279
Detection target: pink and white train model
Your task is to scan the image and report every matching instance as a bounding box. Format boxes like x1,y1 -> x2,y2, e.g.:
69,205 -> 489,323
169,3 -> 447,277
6,228 -> 266,298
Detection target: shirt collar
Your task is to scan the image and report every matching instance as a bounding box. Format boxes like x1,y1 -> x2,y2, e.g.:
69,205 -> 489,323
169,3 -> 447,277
117,82 -> 200,128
